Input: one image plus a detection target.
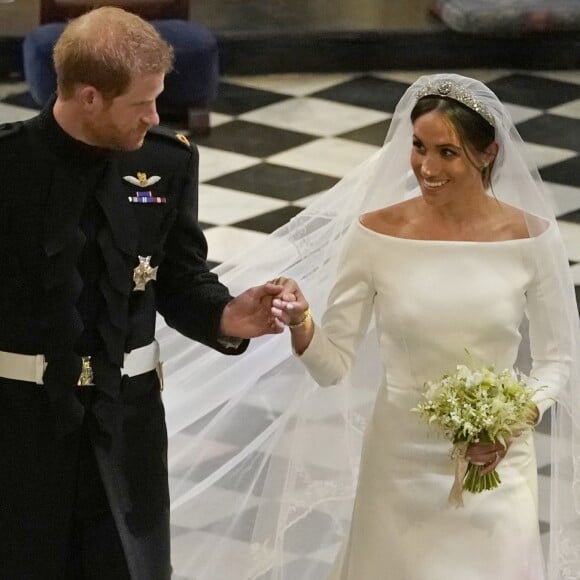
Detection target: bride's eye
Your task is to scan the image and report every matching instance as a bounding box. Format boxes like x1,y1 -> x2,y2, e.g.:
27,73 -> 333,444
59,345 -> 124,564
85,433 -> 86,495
412,139 -> 424,152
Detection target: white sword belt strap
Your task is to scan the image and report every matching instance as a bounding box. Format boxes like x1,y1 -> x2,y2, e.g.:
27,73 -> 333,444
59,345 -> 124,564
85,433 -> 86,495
0,340 -> 161,387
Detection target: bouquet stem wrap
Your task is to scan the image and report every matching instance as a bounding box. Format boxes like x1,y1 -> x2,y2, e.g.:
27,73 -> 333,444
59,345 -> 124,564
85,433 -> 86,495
449,442 -> 470,508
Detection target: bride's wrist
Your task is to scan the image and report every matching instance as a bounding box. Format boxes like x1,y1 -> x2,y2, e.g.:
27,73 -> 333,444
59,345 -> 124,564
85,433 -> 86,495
288,308 -> 313,331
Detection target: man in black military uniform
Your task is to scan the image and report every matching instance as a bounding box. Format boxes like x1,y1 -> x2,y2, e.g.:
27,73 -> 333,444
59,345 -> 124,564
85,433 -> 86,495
0,7 -> 286,579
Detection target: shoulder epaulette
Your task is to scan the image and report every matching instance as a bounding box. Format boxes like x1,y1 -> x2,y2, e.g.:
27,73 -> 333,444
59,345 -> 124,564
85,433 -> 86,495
0,121 -> 24,140
148,125 -> 192,150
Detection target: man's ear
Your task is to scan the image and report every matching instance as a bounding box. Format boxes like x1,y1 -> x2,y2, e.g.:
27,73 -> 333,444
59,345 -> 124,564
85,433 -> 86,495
78,85 -> 100,109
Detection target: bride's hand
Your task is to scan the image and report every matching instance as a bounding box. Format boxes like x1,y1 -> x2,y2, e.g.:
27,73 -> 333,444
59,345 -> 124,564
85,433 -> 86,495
467,403 -> 539,476
269,277 -> 310,327
466,441 -> 510,475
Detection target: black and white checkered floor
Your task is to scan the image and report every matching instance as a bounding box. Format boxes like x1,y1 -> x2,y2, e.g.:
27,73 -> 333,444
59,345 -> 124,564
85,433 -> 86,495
2,68 -> 579,576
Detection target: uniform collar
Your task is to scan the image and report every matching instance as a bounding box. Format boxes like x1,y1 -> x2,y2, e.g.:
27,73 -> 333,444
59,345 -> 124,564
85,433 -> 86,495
36,96 -> 116,166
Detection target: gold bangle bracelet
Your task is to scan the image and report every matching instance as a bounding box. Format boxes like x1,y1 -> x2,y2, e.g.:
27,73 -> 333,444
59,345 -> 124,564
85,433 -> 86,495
288,307 -> 312,329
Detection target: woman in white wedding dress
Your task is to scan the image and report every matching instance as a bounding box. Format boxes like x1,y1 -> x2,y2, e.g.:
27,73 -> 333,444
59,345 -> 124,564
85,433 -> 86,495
164,74 -> 580,580
270,77 -> 577,579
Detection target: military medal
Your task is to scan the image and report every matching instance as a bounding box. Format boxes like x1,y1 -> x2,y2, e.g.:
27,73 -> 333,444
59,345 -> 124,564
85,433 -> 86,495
124,172 -> 167,203
133,255 -> 158,291
77,356 -> 94,386
128,191 -> 166,204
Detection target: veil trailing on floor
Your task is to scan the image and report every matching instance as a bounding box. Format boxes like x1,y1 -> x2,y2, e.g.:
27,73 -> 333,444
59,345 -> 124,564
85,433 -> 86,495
160,74 -> 580,580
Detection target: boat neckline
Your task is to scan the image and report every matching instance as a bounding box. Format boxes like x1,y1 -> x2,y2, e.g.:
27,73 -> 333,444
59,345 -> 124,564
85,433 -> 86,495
356,217 -> 552,245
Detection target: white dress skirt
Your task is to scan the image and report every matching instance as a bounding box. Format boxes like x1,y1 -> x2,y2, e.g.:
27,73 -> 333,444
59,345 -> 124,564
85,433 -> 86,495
299,221 -> 566,580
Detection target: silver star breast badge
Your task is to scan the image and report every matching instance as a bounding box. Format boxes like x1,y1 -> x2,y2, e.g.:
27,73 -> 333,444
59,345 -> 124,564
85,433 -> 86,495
133,255 -> 158,291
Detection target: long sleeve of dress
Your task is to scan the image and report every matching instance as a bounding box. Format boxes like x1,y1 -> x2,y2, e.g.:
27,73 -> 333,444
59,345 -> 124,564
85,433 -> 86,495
299,224 -> 376,386
526,226 -> 574,420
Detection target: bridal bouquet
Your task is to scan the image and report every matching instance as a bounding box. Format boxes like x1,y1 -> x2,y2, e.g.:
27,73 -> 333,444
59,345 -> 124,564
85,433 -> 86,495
412,356 -> 542,507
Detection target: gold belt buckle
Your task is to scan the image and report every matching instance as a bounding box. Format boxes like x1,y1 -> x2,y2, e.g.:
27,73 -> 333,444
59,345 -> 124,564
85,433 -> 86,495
77,356 -> 94,386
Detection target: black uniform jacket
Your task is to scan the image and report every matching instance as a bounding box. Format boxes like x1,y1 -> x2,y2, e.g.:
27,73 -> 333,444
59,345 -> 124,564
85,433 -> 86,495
0,104 -> 248,579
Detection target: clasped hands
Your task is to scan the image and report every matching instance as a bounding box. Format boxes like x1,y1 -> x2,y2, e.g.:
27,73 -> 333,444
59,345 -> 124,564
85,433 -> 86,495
267,276 -> 310,330
219,276 -> 307,339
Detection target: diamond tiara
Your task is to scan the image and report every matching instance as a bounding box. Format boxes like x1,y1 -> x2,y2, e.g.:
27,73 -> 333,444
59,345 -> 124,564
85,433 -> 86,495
415,80 -> 495,126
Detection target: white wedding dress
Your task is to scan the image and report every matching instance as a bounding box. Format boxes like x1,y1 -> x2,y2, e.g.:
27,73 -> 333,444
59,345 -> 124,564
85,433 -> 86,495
298,220 -> 568,580
164,75 -> 579,580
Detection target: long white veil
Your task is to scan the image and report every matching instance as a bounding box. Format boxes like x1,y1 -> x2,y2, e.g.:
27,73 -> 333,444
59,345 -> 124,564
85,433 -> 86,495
161,74 -> 580,580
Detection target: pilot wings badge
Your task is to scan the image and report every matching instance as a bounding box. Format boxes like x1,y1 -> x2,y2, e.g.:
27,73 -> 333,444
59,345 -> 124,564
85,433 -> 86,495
123,172 -> 161,187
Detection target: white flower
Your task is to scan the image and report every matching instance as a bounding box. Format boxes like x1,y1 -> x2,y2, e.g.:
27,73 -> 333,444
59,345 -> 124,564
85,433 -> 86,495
466,371 -> 483,388
456,365 -> 472,381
